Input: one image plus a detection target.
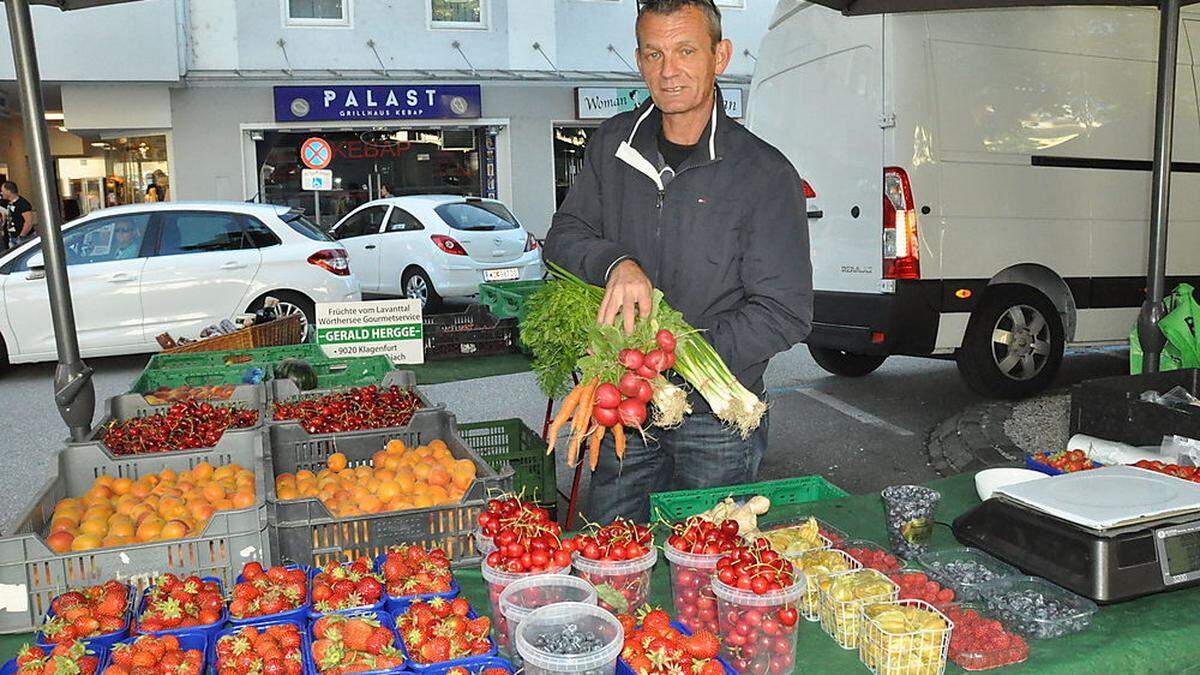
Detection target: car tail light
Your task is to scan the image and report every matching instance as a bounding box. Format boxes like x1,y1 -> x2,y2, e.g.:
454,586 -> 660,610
432,234 -> 468,256
525,233 -> 540,252
882,167 -> 920,280
308,249 -> 351,276
801,178 -> 816,199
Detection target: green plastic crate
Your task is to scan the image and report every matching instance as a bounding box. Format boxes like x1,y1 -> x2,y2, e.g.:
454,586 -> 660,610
479,280 -> 546,321
145,344 -> 326,371
649,475 -> 849,523
458,418 -> 555,505
130,363 -> 270,395
301,356 -> 396,389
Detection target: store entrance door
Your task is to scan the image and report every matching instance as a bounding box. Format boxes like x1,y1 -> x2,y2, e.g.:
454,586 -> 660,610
553,126 -> 596,207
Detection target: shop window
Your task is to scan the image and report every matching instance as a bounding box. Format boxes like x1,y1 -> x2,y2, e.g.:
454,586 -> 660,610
387,208 -> 424,232
286,0 -> 350,25
334,205 -> 389,239
430,0 -> 486,28
155,212 -> 249,256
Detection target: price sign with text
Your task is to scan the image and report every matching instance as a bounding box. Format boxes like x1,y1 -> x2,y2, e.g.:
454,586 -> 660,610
316,299 -> 424,363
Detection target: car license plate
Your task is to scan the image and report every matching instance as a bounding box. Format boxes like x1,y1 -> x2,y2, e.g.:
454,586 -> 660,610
484,267 -> 520,282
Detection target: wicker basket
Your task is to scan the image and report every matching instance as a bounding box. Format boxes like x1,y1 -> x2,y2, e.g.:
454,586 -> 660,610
163,315 -> 303,354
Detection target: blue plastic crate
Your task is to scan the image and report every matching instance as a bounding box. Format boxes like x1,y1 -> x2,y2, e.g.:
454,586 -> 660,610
1024,453 -> 1106,476
307,565 -> 386,620
421,657 -> 515,675
3,639 -> 110,675
209,619 -> 311,675
396,605 -> 497,673
228,564 -> 313,627
35,583 -> 134,651
111,632 -> 208,671
372,552 -> 460,613
135,577 -> 228,641
615,622 -> 736,675
305,610 -> 406,675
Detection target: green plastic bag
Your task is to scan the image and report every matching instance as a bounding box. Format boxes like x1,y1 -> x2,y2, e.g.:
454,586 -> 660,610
1130,283 -> 1200,374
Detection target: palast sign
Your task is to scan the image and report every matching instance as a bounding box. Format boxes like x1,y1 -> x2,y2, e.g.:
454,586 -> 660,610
275,85 -> 482,122
316,299 -> 425,363
575,87 -> 744,120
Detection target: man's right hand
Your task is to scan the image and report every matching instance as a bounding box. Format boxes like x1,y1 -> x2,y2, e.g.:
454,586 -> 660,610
598,259 -> 653,335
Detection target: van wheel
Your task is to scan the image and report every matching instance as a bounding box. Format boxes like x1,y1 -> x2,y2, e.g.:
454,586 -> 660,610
809,346 -> 888,377
957,285 -> 1064,399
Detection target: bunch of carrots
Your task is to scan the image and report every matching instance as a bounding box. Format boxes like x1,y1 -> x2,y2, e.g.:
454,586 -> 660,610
546,329 -> 680,469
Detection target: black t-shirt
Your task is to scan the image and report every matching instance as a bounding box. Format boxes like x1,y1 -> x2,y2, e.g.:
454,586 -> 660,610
658,131 -> 699,171
4,196 -> 31,234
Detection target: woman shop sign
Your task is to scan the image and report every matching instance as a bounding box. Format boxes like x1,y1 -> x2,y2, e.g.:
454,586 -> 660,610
574,87 -> 743,120
275,85 -> 482,122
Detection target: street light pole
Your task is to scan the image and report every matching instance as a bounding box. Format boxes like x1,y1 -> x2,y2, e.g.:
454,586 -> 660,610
1137,0 -> 1182,374
5,0 -> 95,440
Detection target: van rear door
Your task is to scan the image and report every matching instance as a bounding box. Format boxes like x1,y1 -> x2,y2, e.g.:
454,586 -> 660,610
748,1 -> 884,295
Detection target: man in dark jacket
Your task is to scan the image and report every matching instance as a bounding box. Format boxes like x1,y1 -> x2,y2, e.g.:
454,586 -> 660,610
544,0 -> 813,522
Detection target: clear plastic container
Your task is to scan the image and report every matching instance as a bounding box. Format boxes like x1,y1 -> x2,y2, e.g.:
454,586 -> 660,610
514,602 -> 623,675
945,603 -> 1030,671
759,521 -> 833,558
482,559 -> 572,655
571,548 -> 657,616
499,574 -> 597,664
818,568 -> 899,650
662,541 -> 725,634
836,539 -> 907,574
916,548 -> 1019,602
793,548 -> 861,621
881,485 -> 940,559
976,576 -> 1098,640
858,599 -> 953,675
710,573 -> 805,674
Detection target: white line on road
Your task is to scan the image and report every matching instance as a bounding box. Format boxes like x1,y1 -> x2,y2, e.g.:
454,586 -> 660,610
799,389 -> 916,437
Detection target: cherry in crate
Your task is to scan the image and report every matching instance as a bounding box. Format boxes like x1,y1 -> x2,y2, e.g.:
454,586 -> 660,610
214,623 -> 304,675
104,635 -> 203,675
311,559 -> 385,614
39,581 -> 129,643
230,564 -> 309,619
14,641 -> 102,675
137,575 -> 223,632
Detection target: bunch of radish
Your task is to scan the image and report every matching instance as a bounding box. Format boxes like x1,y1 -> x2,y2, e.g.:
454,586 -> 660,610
547,329 -> 682,470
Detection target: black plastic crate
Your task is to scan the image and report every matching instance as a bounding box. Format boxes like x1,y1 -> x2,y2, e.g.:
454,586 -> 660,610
1070,369 -> 1200,446
423,305 -> 518,360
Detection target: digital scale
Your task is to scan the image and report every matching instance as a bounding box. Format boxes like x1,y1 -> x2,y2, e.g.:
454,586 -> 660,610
953,465 -> 1200,603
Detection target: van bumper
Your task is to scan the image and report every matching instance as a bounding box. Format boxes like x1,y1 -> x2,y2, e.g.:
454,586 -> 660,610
805,282 -> 942,356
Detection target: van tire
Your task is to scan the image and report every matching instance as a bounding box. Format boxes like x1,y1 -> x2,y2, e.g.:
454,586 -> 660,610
809,346 -> 888,377
957,284 -> 1064,399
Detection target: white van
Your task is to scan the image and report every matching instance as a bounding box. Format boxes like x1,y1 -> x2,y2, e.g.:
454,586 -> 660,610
748,1 -> 1200,397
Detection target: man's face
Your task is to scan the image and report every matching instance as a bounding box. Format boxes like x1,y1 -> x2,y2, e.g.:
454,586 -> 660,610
636,6 -> 732,116
114,221 -> 136,243
0,187 -> 14,202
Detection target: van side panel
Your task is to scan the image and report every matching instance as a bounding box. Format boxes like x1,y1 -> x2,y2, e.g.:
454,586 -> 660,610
748,5 -> 883,296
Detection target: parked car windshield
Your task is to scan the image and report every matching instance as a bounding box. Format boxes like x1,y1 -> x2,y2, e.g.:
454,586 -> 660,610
283,211 -> 334,241
435,201 -> 518,232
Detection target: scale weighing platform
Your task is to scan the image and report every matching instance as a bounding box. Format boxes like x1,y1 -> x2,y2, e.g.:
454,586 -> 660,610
953,465 -> 1200,603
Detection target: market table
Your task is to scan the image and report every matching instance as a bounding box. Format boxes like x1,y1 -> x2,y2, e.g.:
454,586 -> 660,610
7,472 -> 1200,674
404,352 -> 531,385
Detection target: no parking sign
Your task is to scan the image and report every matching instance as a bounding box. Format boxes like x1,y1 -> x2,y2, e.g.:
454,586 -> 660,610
300,137 -> 332,170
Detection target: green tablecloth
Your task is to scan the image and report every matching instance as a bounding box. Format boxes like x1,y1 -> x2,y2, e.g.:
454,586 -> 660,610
405,353 -> 531,385
7,472 -> 1200,673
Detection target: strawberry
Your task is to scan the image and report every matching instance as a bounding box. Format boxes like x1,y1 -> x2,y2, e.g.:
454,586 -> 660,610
482,669 -> 510,675
417,637 -> 450,664
463,617 -> 491,639
341,618 -> 376,651
697,660 -> 726,675
638,607 -> 672,637
448,598 -> 470,617
680,630 -> 720,660
363,627 -> 394,656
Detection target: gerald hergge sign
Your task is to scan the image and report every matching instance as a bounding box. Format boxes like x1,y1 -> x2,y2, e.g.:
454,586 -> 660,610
316,299 -> 424,363
274,85 -> 482,122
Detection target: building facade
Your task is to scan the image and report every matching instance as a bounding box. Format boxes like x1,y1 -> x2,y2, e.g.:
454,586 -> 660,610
0,0 -> 772,236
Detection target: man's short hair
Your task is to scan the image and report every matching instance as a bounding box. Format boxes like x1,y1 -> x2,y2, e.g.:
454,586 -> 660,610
1,181 -> 17,194
637,0 -> 722,48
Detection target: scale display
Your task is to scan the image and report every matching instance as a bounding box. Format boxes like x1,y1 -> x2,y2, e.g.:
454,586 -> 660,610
1156,522 -> 1200,584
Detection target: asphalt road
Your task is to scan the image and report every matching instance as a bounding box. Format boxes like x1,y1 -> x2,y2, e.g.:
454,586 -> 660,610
0,340 -> 1130,532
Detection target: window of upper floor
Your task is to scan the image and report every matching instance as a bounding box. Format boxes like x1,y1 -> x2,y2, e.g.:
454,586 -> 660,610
285,0 -> 351,27
429,0 -> 488,30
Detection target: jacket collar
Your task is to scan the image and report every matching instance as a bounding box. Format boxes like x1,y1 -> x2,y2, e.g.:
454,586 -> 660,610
615,86 -> 727,189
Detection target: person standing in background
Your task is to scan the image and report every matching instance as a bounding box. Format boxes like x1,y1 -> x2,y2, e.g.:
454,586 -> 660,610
379,183 -> 394,199
1,182 -> 37,245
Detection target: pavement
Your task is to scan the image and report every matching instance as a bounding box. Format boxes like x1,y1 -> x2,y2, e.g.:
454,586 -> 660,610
0,337 -> 1133,533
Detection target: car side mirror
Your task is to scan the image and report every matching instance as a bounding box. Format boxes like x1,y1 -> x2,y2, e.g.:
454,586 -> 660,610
26,252 -> 45,280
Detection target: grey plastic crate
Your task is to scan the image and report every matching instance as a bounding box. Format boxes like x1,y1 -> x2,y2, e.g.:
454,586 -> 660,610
72,395 -> 265,461
0,439 -> 270,634
266,410 -> 513,569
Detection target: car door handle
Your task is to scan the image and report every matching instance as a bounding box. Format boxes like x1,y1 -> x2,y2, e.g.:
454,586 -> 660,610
108,272 -> 138,283
364,245 -> 377,250
807,210 -> 824,220
220,261 -> 248,270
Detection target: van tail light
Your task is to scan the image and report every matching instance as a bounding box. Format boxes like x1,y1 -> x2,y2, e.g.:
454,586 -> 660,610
431,234 -> 468,256
801,178 -> 817,199
307,249 -> 351,276
882,167 -> 920,280
525,233 -> 540,252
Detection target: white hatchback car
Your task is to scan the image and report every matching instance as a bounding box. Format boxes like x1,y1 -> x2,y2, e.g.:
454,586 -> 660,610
0,202 -> 361,364
330,195 -> 543,306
